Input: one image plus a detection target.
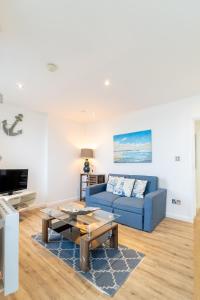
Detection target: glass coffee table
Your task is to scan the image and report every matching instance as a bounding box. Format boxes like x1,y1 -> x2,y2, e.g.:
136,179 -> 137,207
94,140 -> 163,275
41,202 -> 119,272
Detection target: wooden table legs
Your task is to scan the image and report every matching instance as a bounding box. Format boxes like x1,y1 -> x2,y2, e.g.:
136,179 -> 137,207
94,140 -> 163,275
80,224 -> 118,272
41,217 -> 118,272
42,218 -> 51,243
110,224 -> 118,249
80,239 -> 90,272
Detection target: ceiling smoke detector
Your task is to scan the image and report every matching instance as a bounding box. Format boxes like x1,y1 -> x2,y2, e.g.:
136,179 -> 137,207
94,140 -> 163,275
47,63 -> 58,72
0,93 -> 3,104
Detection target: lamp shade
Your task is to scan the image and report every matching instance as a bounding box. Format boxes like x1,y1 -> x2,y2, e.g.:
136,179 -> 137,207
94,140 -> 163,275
80,148 -> 94,158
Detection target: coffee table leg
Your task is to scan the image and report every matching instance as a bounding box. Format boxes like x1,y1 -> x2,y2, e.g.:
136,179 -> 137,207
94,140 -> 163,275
110,224 -> 118,249
42,219 -> 50,243
80,239 -> 90,272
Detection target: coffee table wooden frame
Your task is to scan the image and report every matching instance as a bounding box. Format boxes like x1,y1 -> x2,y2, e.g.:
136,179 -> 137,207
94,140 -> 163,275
42,216 -> 118,272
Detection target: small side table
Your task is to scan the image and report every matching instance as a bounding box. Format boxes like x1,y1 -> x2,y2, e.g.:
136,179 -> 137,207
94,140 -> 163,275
80,174 -> 105,201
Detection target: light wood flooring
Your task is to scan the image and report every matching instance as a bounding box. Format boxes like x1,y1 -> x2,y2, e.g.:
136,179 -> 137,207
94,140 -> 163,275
194,210 -> 200,300
0,209 -> 193,300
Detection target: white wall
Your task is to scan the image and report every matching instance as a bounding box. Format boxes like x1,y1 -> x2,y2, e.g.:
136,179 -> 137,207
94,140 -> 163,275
85,96 -> 200,222
0,104 -> 83,203
47,115 -> 83,202
0,104 -> 47,201
2,96 -> 200,220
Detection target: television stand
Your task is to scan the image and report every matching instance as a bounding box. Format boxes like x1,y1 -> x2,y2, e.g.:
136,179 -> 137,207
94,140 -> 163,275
2,190 -> 24,196
2,190 -> 36,210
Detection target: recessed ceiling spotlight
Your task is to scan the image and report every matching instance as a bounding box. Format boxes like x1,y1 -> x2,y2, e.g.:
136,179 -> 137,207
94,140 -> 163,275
47,63 -> 58,72
104,79 -> 111,87
16,82 -> 24,89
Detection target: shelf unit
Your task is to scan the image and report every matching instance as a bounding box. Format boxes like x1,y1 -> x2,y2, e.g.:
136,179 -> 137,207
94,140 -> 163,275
80,174 -> 105,201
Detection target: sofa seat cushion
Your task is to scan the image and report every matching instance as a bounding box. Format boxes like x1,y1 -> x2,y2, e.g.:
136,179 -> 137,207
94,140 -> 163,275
89,191 -> 120,207
112,197 -> 144,214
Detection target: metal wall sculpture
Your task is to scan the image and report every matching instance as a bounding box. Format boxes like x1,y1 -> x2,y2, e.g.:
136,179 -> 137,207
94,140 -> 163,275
2,114 -> 23,136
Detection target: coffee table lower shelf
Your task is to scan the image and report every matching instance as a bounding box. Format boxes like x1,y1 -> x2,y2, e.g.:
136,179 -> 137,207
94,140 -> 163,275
42,218 -> 118,272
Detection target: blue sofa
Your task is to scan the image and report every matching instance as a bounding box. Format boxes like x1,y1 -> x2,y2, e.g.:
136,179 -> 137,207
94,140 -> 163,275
86,174 -> 167,232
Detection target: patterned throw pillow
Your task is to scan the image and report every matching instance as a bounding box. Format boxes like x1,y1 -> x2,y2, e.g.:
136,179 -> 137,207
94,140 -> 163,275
113,178 -> 135,197
122,178 -> 135,197
113,177 -> 125,195
132,180 -> 148,198
106,176 -> 120,193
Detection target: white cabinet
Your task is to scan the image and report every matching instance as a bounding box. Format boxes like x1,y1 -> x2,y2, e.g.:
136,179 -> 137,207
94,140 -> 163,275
3,191 -> 36,210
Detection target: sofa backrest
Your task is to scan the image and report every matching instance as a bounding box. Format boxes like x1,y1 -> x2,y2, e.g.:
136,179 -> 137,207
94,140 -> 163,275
108,174 -> 158,194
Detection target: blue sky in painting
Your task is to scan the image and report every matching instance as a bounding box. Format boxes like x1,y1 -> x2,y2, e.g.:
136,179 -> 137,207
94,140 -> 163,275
114,130 -> 152,145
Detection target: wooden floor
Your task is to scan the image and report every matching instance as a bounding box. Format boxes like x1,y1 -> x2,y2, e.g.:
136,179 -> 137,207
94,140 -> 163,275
0,209 -> 193,300
194,210 -> 200,300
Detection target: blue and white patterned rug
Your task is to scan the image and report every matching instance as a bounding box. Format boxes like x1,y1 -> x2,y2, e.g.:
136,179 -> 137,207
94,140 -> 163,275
32,229 -> 144,296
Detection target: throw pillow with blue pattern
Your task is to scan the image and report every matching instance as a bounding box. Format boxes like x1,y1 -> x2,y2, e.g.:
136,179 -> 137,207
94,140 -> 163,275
132,179 -> 148,198
123,178 -> 135,197
113,178 -> 135,197
113,177 -> 124,195
106,176 -> 120,193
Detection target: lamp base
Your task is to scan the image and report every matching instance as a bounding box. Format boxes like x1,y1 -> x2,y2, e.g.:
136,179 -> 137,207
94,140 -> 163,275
83,159 -> 90,173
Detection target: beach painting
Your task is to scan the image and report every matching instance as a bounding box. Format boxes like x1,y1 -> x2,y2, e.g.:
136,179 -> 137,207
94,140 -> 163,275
113,130 -> 152,163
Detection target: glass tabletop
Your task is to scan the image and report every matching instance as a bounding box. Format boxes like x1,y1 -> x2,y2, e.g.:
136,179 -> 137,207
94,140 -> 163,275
41,202 -> 119,235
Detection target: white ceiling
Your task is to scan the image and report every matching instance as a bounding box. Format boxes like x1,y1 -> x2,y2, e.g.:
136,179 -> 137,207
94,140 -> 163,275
0,0 -> 200,123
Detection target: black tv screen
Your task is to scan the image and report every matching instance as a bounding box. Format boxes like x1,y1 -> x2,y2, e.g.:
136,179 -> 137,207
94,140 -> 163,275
0,169 -> 28,195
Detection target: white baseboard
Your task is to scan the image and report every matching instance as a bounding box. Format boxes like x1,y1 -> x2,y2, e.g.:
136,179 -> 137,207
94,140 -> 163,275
14,197 -> 79,213
44,196 -> 78,207
166,213 -> 193,223
15,201 -> 46,212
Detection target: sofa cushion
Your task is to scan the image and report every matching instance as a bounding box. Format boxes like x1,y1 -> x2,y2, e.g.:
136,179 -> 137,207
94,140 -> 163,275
113,178 -> 135,197
86,201 -> 113,213
109,174 -> 158,194
106,176 -> 121,193
89,191 -> 120,207
112,197 -> 144,214
122,178 -> 135,197
113,177 -> 125,195
132,179 -> 148,198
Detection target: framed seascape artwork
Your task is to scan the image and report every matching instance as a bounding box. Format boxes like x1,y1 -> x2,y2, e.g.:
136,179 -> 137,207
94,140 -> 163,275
113,129 -> 152,163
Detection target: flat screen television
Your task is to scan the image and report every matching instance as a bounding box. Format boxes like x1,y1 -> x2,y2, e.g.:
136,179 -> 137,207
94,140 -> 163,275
0,169 -> 28,195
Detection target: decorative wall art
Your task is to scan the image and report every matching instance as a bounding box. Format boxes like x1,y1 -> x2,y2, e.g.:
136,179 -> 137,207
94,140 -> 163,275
2,114 -> 24,136
113,129 -> 152,163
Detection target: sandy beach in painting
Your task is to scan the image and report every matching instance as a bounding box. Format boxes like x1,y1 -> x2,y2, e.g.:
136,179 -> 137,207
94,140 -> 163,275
113,130 -> 152,163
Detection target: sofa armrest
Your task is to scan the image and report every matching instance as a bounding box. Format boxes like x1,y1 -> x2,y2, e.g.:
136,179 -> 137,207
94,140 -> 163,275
86,183 -> 107,198
143,189 -> 167,232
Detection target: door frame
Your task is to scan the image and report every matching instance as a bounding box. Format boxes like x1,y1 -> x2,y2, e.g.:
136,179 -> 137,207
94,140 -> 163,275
193,119 -> 200,218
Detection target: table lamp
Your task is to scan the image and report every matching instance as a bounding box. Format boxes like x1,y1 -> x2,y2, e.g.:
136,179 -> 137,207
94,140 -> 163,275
80,148 -> 94,173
